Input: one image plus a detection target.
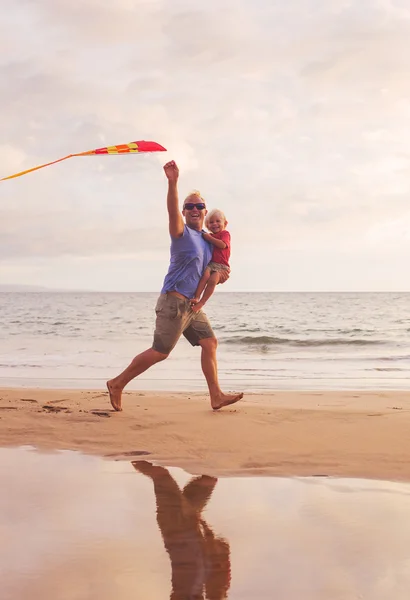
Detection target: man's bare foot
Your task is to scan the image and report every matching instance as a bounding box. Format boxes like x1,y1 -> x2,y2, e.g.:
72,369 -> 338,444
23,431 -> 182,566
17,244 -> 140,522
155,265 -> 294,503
132,460 -> 156,475
211,392 -> 243,411
106,380 -> 123,412
192,301 -> 204,313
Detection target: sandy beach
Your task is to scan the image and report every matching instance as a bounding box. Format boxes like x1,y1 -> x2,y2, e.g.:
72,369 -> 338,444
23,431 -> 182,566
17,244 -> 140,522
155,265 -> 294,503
0,387 -> 409,481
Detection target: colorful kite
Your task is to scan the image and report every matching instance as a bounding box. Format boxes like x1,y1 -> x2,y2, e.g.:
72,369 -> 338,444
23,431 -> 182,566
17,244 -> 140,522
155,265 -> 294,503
0,140 -> 166,181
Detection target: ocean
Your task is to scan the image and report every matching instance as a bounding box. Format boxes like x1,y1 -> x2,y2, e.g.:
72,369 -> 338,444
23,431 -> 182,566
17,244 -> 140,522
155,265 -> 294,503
0,292 -> 409,391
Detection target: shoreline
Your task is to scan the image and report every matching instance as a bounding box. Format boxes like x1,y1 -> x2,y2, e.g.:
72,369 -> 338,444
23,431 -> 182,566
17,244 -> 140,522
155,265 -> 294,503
2,377 -> 409,393
1,387 -> 409,482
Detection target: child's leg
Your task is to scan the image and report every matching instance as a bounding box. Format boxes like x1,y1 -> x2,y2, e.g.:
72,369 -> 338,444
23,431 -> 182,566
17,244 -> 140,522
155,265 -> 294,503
201,271 -> 220,305
192,271 -> 220,312
192,268 -> 211,303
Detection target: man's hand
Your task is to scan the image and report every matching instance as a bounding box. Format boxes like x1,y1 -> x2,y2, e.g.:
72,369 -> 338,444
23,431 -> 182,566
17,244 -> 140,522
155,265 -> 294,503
218,269 -> 230,284
163,160 -> 179,183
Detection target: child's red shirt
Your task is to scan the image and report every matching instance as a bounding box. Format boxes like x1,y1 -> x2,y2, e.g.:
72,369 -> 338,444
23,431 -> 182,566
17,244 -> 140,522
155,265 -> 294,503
210,230 -> 231,267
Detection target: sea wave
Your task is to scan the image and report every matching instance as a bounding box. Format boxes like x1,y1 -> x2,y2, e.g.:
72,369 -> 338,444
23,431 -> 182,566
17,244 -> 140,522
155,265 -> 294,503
367,367 -> 407,372
223,336 -> 385,347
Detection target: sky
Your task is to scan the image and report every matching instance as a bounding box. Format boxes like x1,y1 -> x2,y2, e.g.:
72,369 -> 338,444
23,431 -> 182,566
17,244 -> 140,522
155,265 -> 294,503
1,0 -> 410,292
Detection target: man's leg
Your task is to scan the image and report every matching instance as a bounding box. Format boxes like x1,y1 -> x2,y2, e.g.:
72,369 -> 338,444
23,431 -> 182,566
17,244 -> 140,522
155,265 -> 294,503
107,348 -> 167,411
107,294 -> 190,411
199,337 -> 243,410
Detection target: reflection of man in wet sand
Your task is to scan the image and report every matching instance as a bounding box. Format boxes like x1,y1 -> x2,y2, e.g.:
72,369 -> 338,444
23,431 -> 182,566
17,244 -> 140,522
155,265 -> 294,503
133,461 -> 231,600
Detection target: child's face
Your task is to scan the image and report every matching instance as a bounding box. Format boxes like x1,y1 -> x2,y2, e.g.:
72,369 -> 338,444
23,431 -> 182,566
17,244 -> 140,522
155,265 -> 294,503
208,215 -> 226,234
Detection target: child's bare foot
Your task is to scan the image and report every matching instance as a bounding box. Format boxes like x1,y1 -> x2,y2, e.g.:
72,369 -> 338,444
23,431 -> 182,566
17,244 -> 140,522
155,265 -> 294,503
106,380 -> 123,411
211,392 -> 243,410
192,301 -> 204,313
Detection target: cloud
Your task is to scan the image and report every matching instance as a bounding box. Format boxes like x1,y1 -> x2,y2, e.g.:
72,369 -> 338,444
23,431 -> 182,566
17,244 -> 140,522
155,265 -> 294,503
1,0 -> 410,289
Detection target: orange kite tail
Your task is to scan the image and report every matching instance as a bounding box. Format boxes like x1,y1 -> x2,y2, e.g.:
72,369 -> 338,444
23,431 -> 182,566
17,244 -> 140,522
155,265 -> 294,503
0,140 -> 166,181
0,155 -> 74,181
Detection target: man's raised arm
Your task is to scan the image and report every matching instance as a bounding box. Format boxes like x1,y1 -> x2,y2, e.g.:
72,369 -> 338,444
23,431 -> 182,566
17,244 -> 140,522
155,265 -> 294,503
163,160 -> 184,238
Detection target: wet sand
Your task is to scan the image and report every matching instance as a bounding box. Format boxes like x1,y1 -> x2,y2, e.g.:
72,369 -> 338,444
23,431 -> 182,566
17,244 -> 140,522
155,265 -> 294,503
0,387 -> 409,481
3,448 -> 410,599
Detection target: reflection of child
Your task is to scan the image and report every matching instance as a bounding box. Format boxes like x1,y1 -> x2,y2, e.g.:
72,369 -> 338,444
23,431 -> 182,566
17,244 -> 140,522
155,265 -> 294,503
191,209 -> 230,313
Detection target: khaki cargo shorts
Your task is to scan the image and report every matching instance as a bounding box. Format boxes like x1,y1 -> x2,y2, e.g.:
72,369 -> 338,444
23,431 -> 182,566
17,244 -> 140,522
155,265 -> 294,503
152,293 -> 215,355
207,261 -> 230,273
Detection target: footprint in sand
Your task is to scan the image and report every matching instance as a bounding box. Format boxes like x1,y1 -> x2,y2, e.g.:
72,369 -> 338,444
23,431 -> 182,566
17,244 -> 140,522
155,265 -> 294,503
42,405 -> 71,413
47,398 -> 70,404
90,411 -> 111,418
105,450 -> 151,458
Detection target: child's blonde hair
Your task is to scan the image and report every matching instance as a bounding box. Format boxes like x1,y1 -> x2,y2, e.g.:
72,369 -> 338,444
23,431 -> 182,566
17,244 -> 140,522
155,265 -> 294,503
183,189 -> 206,207
205,208 -> 227,230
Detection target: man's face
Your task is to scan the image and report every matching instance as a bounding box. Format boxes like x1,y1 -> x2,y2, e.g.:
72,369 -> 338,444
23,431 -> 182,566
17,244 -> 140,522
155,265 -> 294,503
182,195 -> 207,230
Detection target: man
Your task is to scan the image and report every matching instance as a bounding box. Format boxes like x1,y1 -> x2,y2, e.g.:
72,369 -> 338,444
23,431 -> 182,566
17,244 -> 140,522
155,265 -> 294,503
107,160 -> 243,411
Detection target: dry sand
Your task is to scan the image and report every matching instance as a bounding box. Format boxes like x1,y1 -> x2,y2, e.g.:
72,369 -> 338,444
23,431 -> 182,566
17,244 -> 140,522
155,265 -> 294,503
0,387 -> 409,481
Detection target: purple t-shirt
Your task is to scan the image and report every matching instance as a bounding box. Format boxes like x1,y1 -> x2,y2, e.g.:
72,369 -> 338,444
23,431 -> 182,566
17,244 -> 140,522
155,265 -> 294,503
161,225 -> 212,299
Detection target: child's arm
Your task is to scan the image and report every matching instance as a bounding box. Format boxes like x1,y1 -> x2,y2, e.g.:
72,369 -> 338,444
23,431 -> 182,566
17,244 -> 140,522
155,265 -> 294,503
202,232 -> 227,249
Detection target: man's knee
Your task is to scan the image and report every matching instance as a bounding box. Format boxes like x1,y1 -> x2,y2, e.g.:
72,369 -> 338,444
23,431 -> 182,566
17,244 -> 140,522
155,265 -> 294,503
151,348 -> 169,362
199,336 -> 218,352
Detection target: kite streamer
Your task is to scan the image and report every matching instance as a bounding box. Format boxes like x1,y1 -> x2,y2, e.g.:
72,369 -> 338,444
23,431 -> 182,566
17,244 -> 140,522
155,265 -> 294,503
0,140 -> 166,181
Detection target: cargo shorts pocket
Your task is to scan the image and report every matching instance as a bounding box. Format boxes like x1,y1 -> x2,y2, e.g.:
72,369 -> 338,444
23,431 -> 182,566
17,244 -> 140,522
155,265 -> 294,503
155,294 -> 180,320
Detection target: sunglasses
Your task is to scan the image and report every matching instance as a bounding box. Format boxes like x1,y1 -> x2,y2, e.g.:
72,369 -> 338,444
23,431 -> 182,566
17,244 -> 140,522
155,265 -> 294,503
183,202 -> 206,210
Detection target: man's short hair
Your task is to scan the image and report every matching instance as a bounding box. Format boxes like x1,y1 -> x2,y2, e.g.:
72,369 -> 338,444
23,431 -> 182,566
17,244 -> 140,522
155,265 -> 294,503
183,190 -> 206,208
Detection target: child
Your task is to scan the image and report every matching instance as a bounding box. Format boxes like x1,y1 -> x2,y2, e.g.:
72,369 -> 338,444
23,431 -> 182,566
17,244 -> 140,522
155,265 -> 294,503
191,208 -> 230,313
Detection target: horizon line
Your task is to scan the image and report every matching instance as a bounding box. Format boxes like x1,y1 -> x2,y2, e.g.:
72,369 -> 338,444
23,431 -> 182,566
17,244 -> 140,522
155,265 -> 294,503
1,288 -> 409,294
